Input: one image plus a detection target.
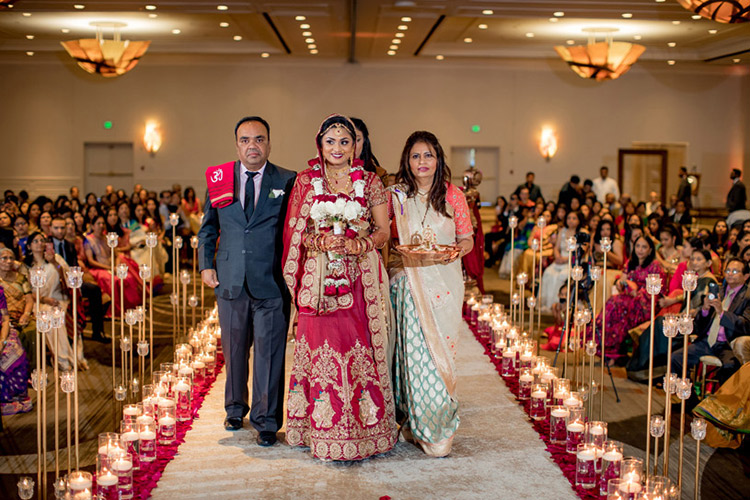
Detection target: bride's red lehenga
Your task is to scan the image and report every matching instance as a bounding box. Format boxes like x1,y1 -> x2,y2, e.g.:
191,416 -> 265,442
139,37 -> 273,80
282,164 -> 397,461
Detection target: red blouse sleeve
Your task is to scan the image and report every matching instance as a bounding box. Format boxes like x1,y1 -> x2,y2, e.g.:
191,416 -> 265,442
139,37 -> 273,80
446,183 -> 473,238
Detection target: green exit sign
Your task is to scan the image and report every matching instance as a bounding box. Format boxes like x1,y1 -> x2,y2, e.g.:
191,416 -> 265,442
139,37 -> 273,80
471,125 -> 480,133
103,121 -> 113,129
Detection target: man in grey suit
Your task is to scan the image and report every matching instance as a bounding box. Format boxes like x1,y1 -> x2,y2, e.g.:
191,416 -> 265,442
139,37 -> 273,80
198,116 -> 296,446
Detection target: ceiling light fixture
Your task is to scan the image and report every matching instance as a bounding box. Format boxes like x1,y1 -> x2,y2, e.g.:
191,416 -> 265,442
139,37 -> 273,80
668,42 -> 676,47
401,16 -> 412,22
398,24 -> 408,30
172,29 -> 181,34
667,60 -> 676,65
300,23 -> 310,29
464,37 -> 472,43
733,58 -> 741,63
549,18 -> 559,23
148,14 -> 157,18
305,37 -> 315,43
478,23 -> 488,29
692,14 -> 702,19
436,55 -> 444,60
220,22 -> 229,27
217,5 -> 228,11
708,28 -> 718,33
261,52 -> 269,58
525,32 -> 535,38
395,32 -> 404,38
392,39 -> 401,44
302,31 -> 312,36
554,28 -> 645,81
676,0 -> 750,23
61,21 -> 150,78
308,44 -> 316,49
566,39 -> 575,45
22,12 -> 31,17
74,4 -> 85,10
61,28 -> 70,33
310,49 -> 318,54
26,34 -> 34,39
387,50 -> 396,55
634,35 -> 642,40
390,44 -> 398,49
554,11 -> 565,17
672,20 -> 681,24
622,13 -> 633,18
482,9 -> 493,15
295,15 -> 306,21
26,51 -> 34,56
145,5 -> 156,10
233,35 -> 242,41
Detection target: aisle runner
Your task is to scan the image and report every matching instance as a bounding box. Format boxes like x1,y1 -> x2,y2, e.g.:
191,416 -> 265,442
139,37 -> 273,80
96,352 -> 225,500
467,319 -> 600,500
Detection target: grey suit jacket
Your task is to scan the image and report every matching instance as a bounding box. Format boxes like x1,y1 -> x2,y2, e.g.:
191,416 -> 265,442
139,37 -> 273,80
198,161 -> 296,300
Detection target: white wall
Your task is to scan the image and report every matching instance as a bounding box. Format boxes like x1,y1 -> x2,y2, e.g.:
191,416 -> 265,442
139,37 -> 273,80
0,55 -> 747,207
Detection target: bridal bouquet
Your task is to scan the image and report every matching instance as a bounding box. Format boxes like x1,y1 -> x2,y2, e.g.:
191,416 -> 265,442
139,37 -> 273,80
308,160 -> 367,296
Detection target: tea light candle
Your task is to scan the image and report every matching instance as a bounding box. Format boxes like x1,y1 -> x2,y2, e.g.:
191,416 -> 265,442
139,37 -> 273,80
619,480 -> 642,494
112,457 -> 133,472
139,429 -> 156,441
567,421 -> 585,433
136,414 -> 155,426
531,389 -> 547,399
564,395 -> 582,408
192,360 -> 205,370
158,415 -> 176,426
519,373 -> 534,383
158,398 -> 175,409
551,407 -> 569,419
577,448 -> 596,461
69,476 -> 92,491
520,352 -> 533,363
602,449 -> 623,462
174,380 -> 190,393
178,365 -> 193,377
123,406 -> 139,417
589,424 -> 605,436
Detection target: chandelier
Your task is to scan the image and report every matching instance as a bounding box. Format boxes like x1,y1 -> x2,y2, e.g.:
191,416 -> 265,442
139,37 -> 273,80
61,22 -> 150,78
554,28 -> 645,81
677,0 -> 750,23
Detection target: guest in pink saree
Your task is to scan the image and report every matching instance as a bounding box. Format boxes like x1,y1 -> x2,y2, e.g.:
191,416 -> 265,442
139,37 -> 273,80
282,114 -> 397,461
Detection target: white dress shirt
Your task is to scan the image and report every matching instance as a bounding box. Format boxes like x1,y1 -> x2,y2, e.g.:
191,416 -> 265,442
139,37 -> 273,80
239,162 -> 267,209
592,177 -> 620,203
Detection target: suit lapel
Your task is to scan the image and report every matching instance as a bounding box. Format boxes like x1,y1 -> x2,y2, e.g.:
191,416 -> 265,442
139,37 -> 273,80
728,284 -> 747,313
248,162 -> 276,225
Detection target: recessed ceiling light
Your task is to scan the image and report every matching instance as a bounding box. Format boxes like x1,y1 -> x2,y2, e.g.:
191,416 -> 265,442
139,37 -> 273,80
308,44 -> 316,49
553,11 -> 564,17
733,58 -> 741,63
478,23 -> 488,29
463,37 -> 472,43
667,42 -> 676,47
148,13 -> 157,18
387,50 -> 396,55
634,35 -> 642,40
61,28 -> 70,33
26,51 -> 34,56
566,39 -> 575,45
392,39 -> 401,44
302,31 -> 312,36
622,13 -> 633,19
656,0 -> 666,3
549,18 -> 558,23
310,49 -> 318,54
398,25 -> 408,30
145,5 -> 156,10
691,14 -> 702,20
401,16 -> 412,22
219,22 -> 229,27
172,29 -> 181,34
26,35 -> 34,39
708,29 -> 718,34
482,9 -> 493,15
295,15 -> 306,21
672,20 -> 681,25
389,44 -> 398,50
217,5 -> 228,11
74,4 -> 85,9
305,38 -> 315,43
233,35 -> 242,41
436,55 -> 444,60
22,12 -> 31,17
525,32 -> 535,38
395,32 -> 404,38
300,24 -> 310,29
667,60 -> 676,65
261,52 -> 270,58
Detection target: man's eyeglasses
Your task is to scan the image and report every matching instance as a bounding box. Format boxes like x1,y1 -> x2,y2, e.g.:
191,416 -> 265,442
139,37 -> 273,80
726,268 -> 743,275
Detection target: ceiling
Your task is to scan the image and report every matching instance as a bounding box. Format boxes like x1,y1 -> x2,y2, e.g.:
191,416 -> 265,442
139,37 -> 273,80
1,0 -> 749,66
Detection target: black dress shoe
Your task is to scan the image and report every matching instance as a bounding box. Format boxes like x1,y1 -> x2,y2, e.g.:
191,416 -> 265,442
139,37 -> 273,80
256,431 -> 277,447
224,417 -> 243,431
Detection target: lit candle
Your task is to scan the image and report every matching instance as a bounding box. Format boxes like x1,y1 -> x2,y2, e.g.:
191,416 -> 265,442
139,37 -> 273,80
567,421 -> 585,433
112,457 -> 133,472
192,360 -> 205,370
123,406 -> 139,417
589,424 -> 604,436
551,408 -> 569,419
158,415 -> 176,426
139,429 -> 156,441
577,448 -> 596,461
519,373 -> 534,383
520,352 -> 533,363
136,414 -> 155,426
121,430 -> 139,443
69,476 -> 92,491
96,472 -> 118,487
602,450 -> 623,462
174,380 -> 190,393
178,365 -> 193,377
531,389 -> 547,399
564,395 -> 582,409
619,481 -> 642,494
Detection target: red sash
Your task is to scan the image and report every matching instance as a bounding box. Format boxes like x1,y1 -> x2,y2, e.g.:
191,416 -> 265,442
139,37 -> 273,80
205,162 -> 235,208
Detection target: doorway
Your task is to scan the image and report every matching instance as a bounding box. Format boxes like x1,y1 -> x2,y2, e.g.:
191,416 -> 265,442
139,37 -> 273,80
450,146 -> 500,203
617,149 -> 668,205
84,142 -> 134,195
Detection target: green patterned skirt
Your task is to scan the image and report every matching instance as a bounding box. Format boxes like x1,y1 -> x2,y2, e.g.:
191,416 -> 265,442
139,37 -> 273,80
390,275 -> 459,445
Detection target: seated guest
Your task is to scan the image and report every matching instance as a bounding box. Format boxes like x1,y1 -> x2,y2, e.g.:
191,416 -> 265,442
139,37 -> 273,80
38,211 -> 52,237
595,236 -> 666,357
707,220 -> 729,260
0,211 -> 11,230
540,210 -> 584,312
590,219 -> 624,312
672,200 -> 692,226
13,214 -> 30,257
0,247 -> 35,368
50,217 -> 107,343
518,210 -> 556,279
484,196 -> 508,268
498,205 -> 532,279
671,258 -> 750,383
0,284 -> 32,416
656,224 -> 683,278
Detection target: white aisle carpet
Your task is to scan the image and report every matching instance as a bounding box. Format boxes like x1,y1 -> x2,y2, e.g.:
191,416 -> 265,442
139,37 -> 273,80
150,325 -> 579,500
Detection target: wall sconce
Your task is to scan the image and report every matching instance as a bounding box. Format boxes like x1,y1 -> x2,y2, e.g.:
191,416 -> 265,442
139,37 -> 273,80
143,121 -> 162,155
539,126 -> 558,161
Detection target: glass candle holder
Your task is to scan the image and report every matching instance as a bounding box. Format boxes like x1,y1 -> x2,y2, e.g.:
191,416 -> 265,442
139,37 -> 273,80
518,350 -> 534,372
137,340 -> 149,357
601,237 -> 612,253
549,405 -> 569,445
111,451 -> 134,500
96,456 -> 119,500
508,215 -> 518,229
106,232 -> 119,248
139,421 -> 158,463
174,376 -> 192,422
576,443 -> 598,490
68,470 -> 93,500
60,370 -> 75,393
169,213 -> 180,227
189,295 -> 199,307
621,457 -> 644,488
191,359 -> 206,386
572,266 -> 584,282
30,265 -> 47,289
645,476 -> 679,499
114,384 -> 127,401
682,270 -> 697,292
650,415 -> 665,439
676,377 -> 692,400
174,235 -> 183,249
501,346 -> 517,378
120,420 -> 141,471
586,421 -> 608,448
566,236 -> 577,252
566,407 -> 586,454
540,369 -> 557,400
190,235 -> 199,249
518,367 -> 533,401
537,216 -> 547,229
158,404 -> 177,445
116,263 -> 129,280
145,232 -> 158,248
517,272 -> 528,286
529,383 -> 548,421
607,478 -> 641,499
646,274 -> 662,296
691,418 -> 707,441
53,476 -> 68,500
591,266 -> 602,282
17,476 -> 34,500
180,269 -> 191,285
678,313 -> 693,336
66,266 -> 84,289
563,391 -> 583,411
122,403 -> 142,423
600,440 -> 624,496
553,378 -> 571,406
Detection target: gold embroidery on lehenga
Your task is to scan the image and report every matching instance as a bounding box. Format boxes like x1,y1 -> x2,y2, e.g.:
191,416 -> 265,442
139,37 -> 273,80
288,383 -> 309,418
312,392 -> 335,429
358,390 -> 379,427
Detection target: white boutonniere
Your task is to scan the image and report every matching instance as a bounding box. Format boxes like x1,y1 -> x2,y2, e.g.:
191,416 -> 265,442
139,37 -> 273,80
269,189 -> 285,199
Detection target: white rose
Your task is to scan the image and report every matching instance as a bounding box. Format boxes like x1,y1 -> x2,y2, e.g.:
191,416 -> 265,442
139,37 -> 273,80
310,203 -> 323,220
344,201 -> 361,221
334,198 -> 347,213
324,201 -> 336,215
